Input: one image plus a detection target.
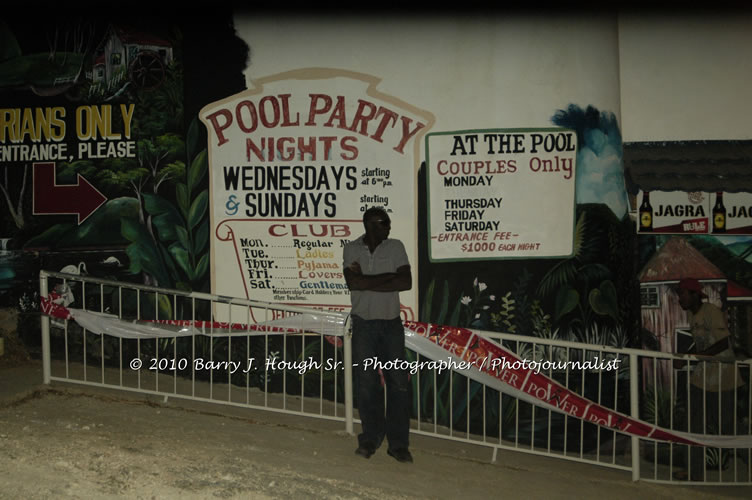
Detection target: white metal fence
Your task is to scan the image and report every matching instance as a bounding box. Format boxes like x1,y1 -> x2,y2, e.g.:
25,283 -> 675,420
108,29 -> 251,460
39,271 -> 752,485
39,270 -> 354,432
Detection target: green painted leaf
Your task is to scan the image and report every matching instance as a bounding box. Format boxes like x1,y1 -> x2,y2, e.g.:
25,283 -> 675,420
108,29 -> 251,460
448,299 -> 461,327
153,213 -> 182,243
195,254 -> 209,280
187,149 -> 207,194
188,190 -> 208,229
158,241 -> 179,284
169,242 -> 193,281
187,118 -> 201,161
124,244 -> 144,274
175,225 -> 190,251
193,218 -> 209,254
143,192 -> 174,215
157,294 -> 174,320
421,279 -> 436,322
120,223 -> 171,288
589,280 -> 619,320
554,287 -> 579,321
437,280 -> 449,325
176,182 -> 189,220
121,217 -> 148,244
143,193 -> 183,242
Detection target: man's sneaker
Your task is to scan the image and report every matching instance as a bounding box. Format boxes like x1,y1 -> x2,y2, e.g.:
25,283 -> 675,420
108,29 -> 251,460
355,443 -> 375,459
387,448 -> 413,463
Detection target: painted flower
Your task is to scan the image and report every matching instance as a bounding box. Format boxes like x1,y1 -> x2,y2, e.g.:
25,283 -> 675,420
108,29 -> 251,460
461,296 -> 472,305
478,282 -> 487,292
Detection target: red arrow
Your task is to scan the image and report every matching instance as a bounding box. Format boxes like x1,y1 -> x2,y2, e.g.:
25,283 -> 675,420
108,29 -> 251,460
33,162 -> 107,225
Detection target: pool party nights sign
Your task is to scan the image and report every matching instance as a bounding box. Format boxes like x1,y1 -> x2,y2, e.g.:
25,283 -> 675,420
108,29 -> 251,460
426,129 -> 577,262
200,69 -> 434,318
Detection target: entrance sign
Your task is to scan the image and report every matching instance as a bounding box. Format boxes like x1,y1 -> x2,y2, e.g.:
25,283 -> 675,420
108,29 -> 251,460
426,129 -> 577,262
201,69 -> 433,320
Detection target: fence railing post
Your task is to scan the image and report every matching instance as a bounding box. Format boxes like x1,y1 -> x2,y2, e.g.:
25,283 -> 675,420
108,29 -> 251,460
630,352 -> 640,481
39,271 -> 51,385
343,314 -> 354,435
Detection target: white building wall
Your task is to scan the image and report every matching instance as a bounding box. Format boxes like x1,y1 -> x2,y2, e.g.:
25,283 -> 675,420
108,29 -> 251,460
618,11 -> 752,142
234,13 -> 622,133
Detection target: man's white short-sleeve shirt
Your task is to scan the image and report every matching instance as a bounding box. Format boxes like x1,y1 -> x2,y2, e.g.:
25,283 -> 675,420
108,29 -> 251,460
343,234 -> 409,320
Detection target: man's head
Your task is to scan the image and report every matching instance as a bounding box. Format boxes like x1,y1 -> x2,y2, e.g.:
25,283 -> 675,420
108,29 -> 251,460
676,278 -> 706,312
363,206 -> 391,243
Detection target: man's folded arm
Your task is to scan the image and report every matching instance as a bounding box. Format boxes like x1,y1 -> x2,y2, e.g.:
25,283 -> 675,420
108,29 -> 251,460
344,265 -> 411,292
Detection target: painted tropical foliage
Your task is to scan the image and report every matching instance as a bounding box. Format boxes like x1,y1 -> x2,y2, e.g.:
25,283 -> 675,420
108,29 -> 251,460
0,20 -> 211,302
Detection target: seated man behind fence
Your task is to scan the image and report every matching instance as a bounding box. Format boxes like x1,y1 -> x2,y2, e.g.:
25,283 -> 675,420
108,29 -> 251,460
673,278 -> 744,481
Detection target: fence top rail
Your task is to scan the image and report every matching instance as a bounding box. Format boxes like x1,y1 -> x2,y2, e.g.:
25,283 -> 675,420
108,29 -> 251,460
39,269 -> 350,321
466,326 -> 752,364
41,270 -> 751,364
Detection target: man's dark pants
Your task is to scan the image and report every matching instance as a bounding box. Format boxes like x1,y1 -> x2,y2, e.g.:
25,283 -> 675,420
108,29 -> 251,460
688,385 -> 735,479
351,315 -> 410,451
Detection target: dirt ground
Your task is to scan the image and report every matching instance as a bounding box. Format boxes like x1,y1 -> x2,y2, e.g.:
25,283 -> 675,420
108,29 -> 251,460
1,307 -> 751,500
2,361 -> 752,500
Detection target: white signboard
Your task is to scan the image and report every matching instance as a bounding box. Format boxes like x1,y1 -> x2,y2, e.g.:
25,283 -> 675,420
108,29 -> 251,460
711,191 -> 752,235
637,190 -> 709,234
200,69 -> 433,320
426,129 -> 577,261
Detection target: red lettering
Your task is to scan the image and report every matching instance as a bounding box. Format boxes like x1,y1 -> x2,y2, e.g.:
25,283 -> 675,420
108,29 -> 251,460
205,109 -> 233,146
306,94 -> 332,125
236,100 -> 258,133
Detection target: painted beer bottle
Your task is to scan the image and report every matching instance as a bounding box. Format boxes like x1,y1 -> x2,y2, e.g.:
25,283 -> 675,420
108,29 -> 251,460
639,191 -> 653,232
713,192 -> 726,233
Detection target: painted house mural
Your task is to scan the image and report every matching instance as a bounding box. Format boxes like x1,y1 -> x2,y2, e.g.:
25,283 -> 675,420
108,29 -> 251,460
91,25 -> 174,93
639,236 -> 726,354
627,140 -> 752,361
639,236 -> 725,390
640,236 -> 752,351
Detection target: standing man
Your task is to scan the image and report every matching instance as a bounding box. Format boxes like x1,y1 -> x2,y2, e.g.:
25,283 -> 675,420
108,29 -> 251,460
674,278 -> 742,481
343,207 -> 413,463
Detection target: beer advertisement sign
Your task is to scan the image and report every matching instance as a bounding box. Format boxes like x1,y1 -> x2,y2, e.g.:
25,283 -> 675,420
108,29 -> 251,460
637,190 -> 710,234
425,128 -> 577,262
200,69 -> 434,320
711,191 -> 752,235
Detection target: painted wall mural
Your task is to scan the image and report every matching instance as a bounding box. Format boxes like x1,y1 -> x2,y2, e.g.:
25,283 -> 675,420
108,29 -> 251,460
0,16 -> 641,354
0,18 -> 203,326
3,15 -> 749,476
